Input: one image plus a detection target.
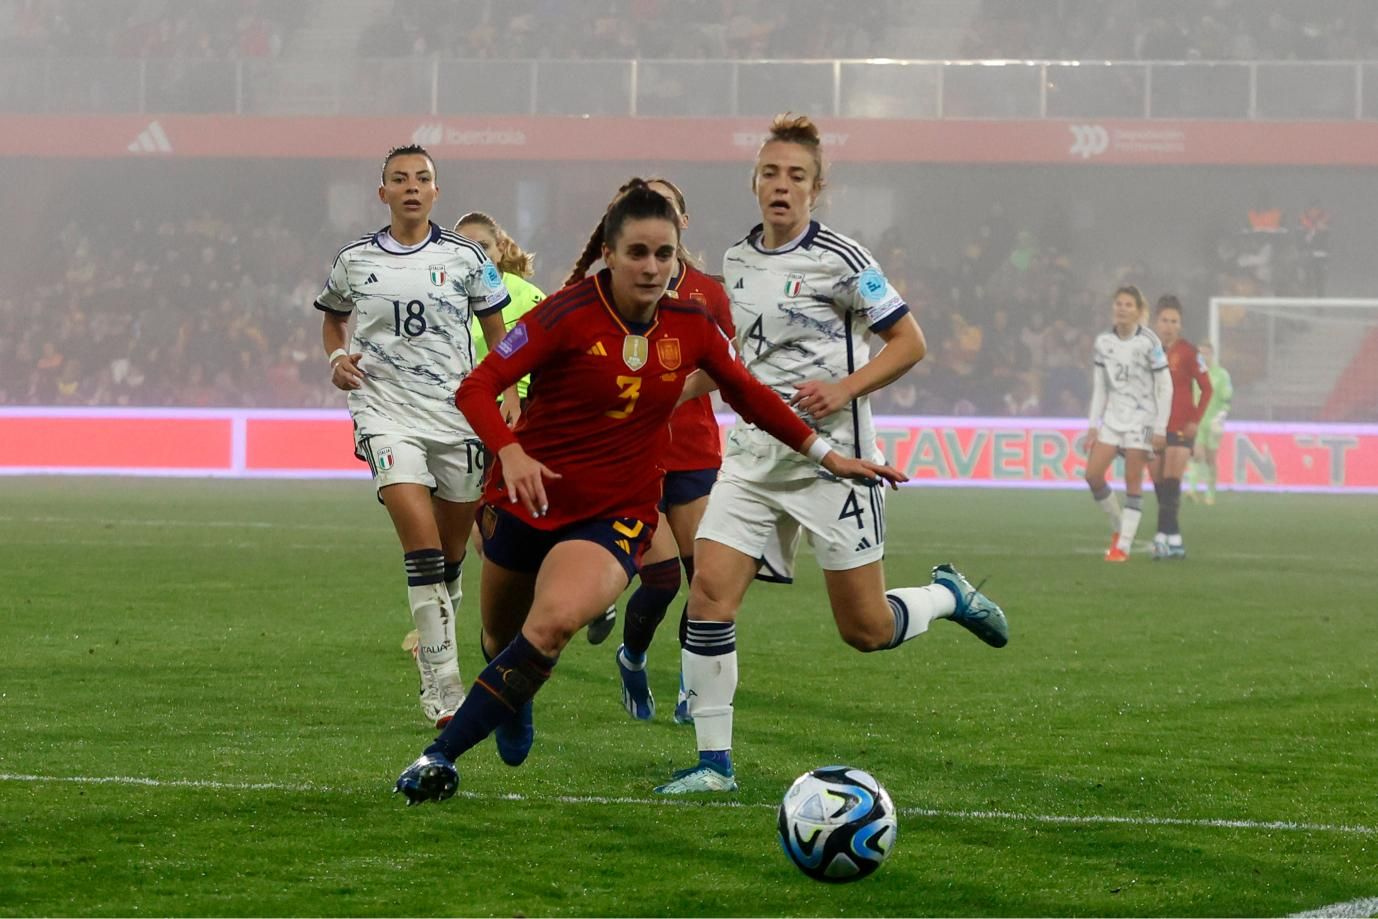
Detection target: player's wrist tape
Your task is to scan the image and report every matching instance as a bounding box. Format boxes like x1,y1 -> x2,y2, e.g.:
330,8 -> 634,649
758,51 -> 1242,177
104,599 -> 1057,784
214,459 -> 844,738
328,348 -> 349,366
806,437 -> 834,463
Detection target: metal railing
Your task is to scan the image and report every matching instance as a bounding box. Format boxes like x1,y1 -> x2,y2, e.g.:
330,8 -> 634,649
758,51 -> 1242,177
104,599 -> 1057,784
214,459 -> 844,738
3,57 -> 1376,119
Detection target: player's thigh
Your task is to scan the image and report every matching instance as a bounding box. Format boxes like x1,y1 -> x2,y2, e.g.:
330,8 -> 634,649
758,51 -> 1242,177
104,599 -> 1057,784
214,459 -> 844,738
1085,439 -> 1120,481
822,560 -> 893,651
666,494 -> 711,559
780,476 -> 887,574
1122,449 -> 1151,491
432,496 -> 480,562
479,553 -> 538,651
379,482 -> 441,552
695,474 -> 783,566
688,537 -> 759,623
640,509 -> 679,566
524,540 -> 635,656
1162,444 -> 1192,478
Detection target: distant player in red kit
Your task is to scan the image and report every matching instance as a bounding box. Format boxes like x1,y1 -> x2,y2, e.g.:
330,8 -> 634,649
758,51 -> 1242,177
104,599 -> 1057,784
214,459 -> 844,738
394,184 -> 906,804
1150,295 -> 1211,559
563,177 -> 735,722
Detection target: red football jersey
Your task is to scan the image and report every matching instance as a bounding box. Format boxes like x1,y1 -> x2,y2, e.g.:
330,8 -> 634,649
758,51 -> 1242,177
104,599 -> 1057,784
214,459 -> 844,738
1166,338 -> 1213,432
662,265 -> 735,472
457,269 -> 813,531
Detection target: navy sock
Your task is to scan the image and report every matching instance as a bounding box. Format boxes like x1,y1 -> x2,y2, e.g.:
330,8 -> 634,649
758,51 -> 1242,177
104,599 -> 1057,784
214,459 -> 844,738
426,633 -> 556,761
622,558 -> 681,658
1158,478 -> 1182,535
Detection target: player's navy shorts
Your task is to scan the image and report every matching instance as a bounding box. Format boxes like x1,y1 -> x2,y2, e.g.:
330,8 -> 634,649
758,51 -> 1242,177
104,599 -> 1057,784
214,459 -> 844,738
478,503 -> 653,581
1166,431 -> 1196,449
658,467 -> 718,513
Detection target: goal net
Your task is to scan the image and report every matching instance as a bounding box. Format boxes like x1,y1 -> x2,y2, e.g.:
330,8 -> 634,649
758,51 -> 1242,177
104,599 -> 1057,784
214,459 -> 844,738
1209,297 -> 1378,422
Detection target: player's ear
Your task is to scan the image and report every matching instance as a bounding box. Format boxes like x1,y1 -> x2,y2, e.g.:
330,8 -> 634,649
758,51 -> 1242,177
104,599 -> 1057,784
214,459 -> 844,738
601,242 -> 614,267
377,184 -> 387,204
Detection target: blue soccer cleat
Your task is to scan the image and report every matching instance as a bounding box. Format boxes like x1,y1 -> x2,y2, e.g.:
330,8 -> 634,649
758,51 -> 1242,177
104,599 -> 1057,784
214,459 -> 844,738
394,752 -> 458,806
654,760 -> 738,795
932,563 -> 1009,648
1151,535 -> 1171,560
494,700 -> 534,767
1167,543 -> 1187,560
617,645 -> 655,720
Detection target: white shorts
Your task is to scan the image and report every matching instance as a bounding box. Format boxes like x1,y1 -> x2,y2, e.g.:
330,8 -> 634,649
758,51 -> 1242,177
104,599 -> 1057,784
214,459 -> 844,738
356,432 -> 485,504
696,471 -> 886,573
1097,424 -> 1155,453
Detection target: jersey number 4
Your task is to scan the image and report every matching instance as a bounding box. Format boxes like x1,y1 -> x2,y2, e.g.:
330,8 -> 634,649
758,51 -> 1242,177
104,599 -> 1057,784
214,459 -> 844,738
393,299 -> 428,337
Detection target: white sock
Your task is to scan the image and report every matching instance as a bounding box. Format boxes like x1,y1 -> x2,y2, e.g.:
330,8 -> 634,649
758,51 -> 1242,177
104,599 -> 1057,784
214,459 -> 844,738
1096,490 -> 1122,533
1167,534 -> 1183,547
1155,531 -> 1167,543
445,574 -> 462,618
683,620 -> 737,754
884,586 -> 957,646
409,581 -> 460,683
1118,506 -> 1142,552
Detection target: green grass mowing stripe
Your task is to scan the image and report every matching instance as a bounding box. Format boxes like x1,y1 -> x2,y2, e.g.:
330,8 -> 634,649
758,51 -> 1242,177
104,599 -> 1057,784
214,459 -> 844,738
4,773 -> 1376,837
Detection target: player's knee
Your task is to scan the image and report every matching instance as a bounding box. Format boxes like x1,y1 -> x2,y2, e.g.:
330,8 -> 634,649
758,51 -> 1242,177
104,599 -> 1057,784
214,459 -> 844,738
687,574 -> 737,623
521,613 -> 579,657
834,610 -> 892,653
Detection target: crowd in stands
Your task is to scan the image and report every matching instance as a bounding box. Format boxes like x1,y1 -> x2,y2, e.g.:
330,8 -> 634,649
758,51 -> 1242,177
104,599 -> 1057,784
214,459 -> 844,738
5,0 -> 1377,62
2,0 -> 295,59
0,186 -> 1250,418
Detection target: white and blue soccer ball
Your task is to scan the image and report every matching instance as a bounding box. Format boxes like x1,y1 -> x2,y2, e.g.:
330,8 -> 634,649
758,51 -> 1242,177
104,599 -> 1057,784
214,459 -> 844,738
777,766 -> 897,883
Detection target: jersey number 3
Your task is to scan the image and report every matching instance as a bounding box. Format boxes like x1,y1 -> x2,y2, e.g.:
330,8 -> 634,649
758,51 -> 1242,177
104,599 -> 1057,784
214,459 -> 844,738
605,375 -> 641,419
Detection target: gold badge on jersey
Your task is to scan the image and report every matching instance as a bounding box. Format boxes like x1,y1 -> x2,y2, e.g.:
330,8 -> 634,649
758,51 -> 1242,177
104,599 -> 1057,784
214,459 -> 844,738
656,338 -> 682,371
622,335 -> 649,371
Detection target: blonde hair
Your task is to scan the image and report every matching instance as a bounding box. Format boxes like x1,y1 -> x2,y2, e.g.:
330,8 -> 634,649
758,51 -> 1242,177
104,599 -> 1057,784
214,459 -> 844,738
756,112 -> 827,192
454,212 -> 535,278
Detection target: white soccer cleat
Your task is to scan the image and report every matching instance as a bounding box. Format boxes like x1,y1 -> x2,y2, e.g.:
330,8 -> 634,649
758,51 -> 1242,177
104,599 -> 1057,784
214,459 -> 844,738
654,761 -> 738,795
419,672 -> 465,729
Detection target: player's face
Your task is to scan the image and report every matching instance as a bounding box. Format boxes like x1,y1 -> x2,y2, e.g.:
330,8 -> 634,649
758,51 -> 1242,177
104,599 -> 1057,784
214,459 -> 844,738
1112,293 -> 1140,329
457,222 -> 500,263
377,154 -> 438,224
1155,308 -> 1182,346
647,181 -> 689,230
753,141 -> 819,239
603,218 -> 679,315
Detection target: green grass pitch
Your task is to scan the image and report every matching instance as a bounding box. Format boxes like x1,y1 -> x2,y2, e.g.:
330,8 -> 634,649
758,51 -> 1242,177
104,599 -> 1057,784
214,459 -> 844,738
1,478 -> 1375,917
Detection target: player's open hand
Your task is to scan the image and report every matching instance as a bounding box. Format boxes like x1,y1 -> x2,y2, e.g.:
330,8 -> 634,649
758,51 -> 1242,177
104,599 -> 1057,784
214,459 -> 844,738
497,443 -> 561,518
820,453 -> 908,490
1151,433 -> 1167,453
330,353 -> 365,390
791,379 -> 852,419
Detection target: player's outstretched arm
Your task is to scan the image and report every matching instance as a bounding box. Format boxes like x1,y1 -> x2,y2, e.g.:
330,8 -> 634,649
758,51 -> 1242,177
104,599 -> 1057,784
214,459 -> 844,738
792,314 -> 925,420
495,443 -> 561,519
817,446 -> 907,490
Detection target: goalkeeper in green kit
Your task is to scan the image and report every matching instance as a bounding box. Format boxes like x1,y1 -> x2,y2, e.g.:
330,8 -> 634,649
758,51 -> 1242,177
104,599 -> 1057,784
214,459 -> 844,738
1185,342 -> 1232,505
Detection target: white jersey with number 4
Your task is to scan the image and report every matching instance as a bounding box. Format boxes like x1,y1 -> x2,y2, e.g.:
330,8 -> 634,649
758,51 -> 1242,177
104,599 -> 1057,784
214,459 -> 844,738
721,220 -> 909,481
315,223 -> 510,444
1092,324 -> 1168,433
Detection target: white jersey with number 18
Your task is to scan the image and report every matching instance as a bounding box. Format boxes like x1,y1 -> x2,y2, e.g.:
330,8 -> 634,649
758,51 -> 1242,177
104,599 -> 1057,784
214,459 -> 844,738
315,222 -> 510,444
721,220 -> 909,481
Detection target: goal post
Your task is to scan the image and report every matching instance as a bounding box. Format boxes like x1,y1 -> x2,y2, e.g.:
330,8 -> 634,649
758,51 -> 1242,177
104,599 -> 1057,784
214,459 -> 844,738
1208,297 -> 1378,423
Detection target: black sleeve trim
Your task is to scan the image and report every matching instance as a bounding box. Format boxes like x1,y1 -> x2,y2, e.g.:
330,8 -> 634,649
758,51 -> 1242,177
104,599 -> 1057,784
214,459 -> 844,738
474,294 -> 512,318
314,300 -> 351,316
868,303 -> 910,333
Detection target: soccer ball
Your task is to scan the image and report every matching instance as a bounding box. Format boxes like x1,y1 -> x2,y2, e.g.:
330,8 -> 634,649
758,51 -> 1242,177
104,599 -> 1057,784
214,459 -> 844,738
777,766 -> 897,882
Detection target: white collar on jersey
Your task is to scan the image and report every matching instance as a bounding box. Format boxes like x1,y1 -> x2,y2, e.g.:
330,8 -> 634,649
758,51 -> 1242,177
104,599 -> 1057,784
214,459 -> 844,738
376,222 -> 441,254
749,220 -> 820,255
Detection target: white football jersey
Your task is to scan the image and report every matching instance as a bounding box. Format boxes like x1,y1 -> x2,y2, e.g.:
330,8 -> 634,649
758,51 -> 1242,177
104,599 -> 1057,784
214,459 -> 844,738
721,220 -> 909,481
1092,324 -> 1169,432
315,223 -> 510,443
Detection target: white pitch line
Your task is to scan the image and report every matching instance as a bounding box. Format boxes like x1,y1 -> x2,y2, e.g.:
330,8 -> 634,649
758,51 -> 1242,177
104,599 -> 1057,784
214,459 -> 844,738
1291,897 -> 1378,918
0,514 -> 348,532
2,773 -> 1375,837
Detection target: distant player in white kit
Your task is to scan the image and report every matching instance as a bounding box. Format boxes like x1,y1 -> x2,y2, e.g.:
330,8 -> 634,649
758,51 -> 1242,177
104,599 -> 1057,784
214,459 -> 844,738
654,114 -> 1009,795
315,144 -> 517,726
1084,285 -> 1172,562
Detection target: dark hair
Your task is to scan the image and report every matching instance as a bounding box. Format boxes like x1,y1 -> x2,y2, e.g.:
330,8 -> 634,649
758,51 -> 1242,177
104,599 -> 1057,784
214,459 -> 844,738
381,144 -> 434,182
1155,294 -> 1183,316
1114,285 -> 1147,317
603,185 -> 679,249
455,211 -> 536,278
564,177 -> 693,287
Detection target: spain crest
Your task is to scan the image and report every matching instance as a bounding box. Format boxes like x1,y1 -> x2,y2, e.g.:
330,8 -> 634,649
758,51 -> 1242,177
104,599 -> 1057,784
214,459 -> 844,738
656,338 -> 682,371
622,334 -> 649,371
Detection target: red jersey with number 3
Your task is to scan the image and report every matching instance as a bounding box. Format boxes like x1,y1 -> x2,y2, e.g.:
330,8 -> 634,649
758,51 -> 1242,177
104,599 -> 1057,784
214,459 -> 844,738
662,265 -> 735,472
457,269 -> 812,531
1166,338 -> 1213,433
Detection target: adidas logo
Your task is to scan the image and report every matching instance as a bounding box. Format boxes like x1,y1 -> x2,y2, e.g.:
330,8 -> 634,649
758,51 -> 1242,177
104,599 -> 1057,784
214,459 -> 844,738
855,537 -> 872,552
127,120 -> 172,154
587,341 -> 607,356
733,278 -> 745,289
363,273 -> 378,284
